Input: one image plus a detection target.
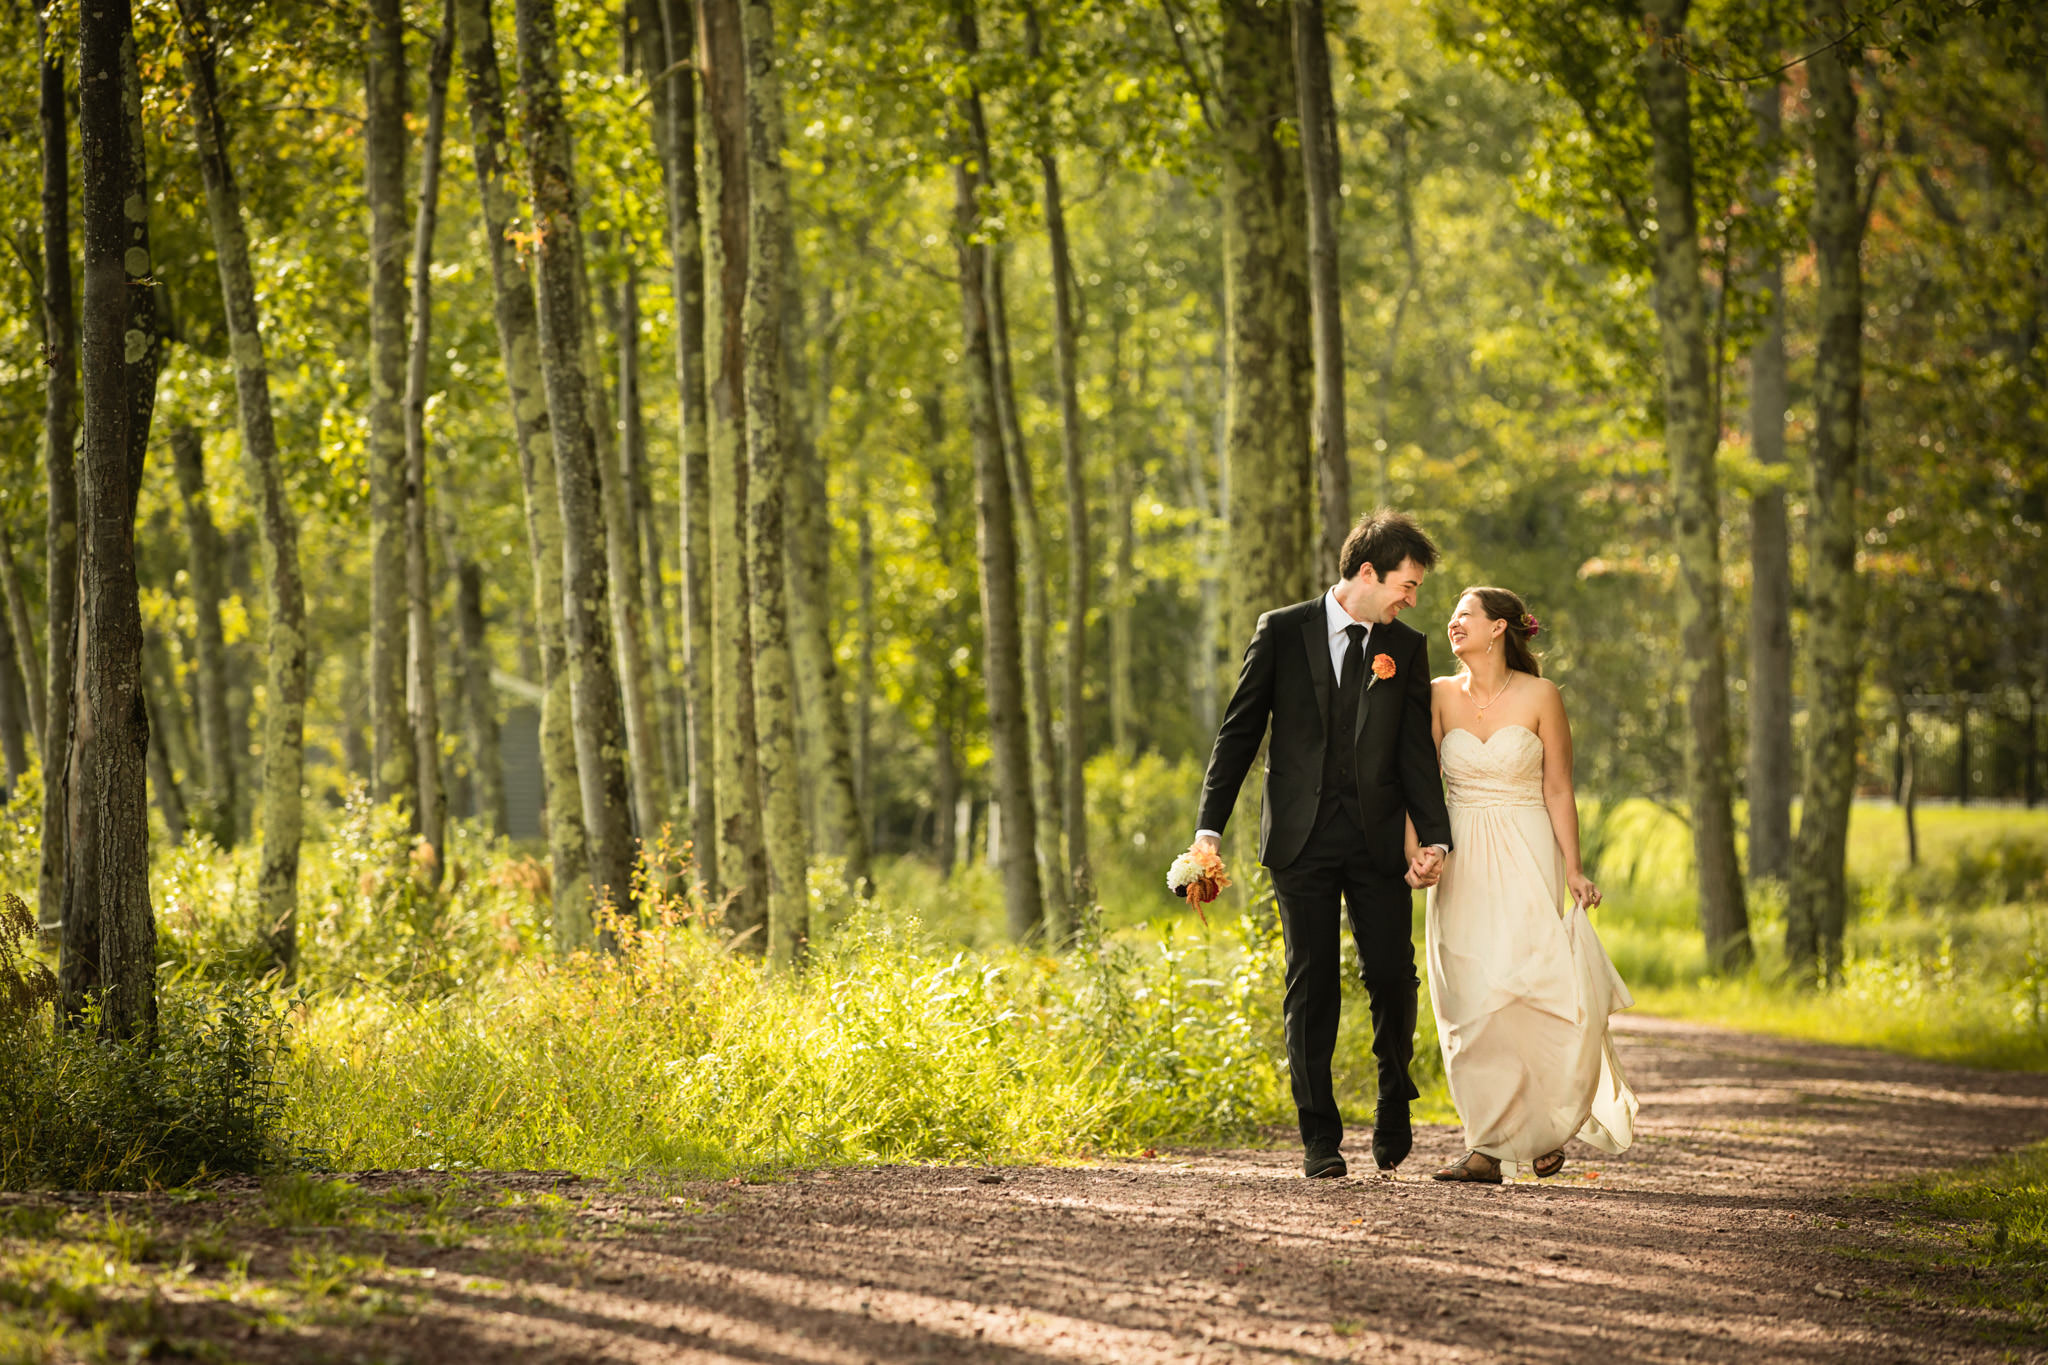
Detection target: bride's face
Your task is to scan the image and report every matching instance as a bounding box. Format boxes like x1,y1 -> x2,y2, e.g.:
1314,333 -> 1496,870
1446,595 -> 1503,662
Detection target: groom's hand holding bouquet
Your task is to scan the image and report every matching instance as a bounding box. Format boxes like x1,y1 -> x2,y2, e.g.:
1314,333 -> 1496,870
1168,835 -> 1231,924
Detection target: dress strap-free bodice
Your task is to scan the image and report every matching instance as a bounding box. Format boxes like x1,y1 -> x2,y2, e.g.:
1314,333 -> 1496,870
1440,725 -> 1546,810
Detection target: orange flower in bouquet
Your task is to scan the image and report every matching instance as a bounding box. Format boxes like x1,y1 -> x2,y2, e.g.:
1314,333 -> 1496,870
1167,843 -> 1231,923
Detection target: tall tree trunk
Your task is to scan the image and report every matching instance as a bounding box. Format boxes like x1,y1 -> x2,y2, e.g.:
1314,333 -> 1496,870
1109,450 -> 1134,755
454,554 -> 508,834
636,0 -> 718,901
1217,0 -> 1316,642
0,605 -> 29,795
950,1 -> 1043,942
1293,0 -> 1349,580
780,236 -> 870,888
986,251 -> 1067,934
1955,701 -> 1970,804
404,0 -> 455,883
367,0 -> 416,816
1040,147 -> 1092,913
1376,115 -> 1419,501
1894,691 -> 1918,865
168,426 -> 237,846
699,0 -> 767,940
37,0 -> 79,935
0,531 -> 46,756
176,0 -> 316,975
933,682 -> 960,871
1787,0 -> 1865,979
609,261 -> 688,816
455,0 -> 589,946
1636,0 -> 1750,973
143,630 -> 199,804
144,671 -> 188,844
856,491 -> 874,825
514,0 -> 639,941
595,264 -> 669,835
1745,81 -> 1795,887
738,0 -> 808,965
63,0 -> 157,1041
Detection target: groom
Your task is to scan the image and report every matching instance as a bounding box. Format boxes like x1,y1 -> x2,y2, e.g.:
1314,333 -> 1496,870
1193,510 -> 1453,1178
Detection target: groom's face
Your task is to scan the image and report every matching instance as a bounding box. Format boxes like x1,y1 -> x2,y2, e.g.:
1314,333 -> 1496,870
1357,558 -> 1428,625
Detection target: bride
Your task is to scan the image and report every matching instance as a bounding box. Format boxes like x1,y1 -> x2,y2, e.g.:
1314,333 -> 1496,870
1404,586 -> 1638,1183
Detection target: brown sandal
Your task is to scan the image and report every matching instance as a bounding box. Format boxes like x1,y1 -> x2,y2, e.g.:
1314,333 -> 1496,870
1533,1148 -> 1566,1179
1432,1152 -> 1502,1184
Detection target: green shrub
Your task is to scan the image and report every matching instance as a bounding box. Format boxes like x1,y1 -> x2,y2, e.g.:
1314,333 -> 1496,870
0,971 -> 291,1191
158,785 -> 545,997
284,884 -> 1304,1174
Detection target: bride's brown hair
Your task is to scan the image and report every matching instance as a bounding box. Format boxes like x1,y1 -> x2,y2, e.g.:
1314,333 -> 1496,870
1461,586 -> 1542,678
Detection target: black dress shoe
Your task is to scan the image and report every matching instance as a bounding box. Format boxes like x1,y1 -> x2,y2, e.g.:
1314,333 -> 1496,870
1370,1104 -> 1412,1171
1302,1148 -> 1348,1179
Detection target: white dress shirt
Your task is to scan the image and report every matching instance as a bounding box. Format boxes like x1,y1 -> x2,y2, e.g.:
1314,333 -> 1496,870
1322,585 -> 1371,679
1196,586 -> 1446,857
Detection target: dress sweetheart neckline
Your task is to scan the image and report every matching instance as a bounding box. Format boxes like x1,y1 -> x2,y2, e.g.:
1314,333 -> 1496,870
1442,723 -> 1539,746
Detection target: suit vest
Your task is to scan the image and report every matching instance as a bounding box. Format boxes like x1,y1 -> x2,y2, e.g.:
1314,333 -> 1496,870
1317,643 -> 1366,831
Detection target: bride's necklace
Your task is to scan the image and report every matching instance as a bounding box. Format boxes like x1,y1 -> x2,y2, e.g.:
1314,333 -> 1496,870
1469,671 -> 1514,714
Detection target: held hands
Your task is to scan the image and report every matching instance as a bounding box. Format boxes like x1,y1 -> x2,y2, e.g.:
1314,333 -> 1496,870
1405,845 -> 1445,889
1568,869 -> 1602,910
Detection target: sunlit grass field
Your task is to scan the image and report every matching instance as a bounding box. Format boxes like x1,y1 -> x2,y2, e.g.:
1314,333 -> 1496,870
3,768 -> 2042,1189
1584,799 -> 2048,1070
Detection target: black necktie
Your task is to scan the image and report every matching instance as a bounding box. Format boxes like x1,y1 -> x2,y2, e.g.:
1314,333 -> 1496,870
1340,623 -> 1367,713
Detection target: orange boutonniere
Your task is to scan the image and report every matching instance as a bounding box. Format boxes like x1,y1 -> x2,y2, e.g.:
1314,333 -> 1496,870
1368,653 -> 1396,687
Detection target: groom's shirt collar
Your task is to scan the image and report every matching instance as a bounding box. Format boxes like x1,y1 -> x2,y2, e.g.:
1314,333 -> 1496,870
1323,586 -> 1370,677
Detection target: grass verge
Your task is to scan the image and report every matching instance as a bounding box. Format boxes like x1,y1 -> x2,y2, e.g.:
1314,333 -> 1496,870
1848,1141 -> 2048,1349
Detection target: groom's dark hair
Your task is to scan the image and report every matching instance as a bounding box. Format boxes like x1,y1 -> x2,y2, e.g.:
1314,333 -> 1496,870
1340,509 -> 1440,582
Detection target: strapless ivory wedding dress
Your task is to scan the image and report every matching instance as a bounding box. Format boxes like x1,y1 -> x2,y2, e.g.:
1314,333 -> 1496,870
1425,725 -> 1637,1169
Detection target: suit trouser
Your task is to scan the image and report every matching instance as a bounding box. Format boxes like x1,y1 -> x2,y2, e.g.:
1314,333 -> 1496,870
1268,801 -> 1421,1150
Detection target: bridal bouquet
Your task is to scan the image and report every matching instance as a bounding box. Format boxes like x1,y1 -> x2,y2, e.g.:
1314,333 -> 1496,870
1167,843 -> 1231,923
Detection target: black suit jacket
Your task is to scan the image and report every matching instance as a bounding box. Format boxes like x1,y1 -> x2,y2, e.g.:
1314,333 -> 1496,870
1197,598 -> 1453,874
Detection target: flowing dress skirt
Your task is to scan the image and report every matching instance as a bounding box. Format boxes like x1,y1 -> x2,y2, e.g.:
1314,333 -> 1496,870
1425,727 -> 1637,1167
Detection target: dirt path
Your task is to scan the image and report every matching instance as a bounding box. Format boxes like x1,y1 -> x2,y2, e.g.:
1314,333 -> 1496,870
27,1017 -> 2048,1363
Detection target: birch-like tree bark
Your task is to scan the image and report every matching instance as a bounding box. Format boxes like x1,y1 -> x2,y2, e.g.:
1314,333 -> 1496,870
1109,452 -> 1134,755
36,0 -> 79,935
608,265 -> 687,811
593,263 -> 668,835
1217,0 -> 1316,642
986,250 -> 1067,936
780,231 -> 869,890
739,0 -> 809,964
404,0 -> 456,883
1636,0 -> 1750,972
1039,145 -> 1091,913
168,426 -> 237,847
144,670 -> 188,844
1293,0 -> 1349,579
454,0 -> 589,946
1745,80 -> 1794,886
514,0 -> 639,940
636,0 -> 718,900
454,554 -> 507,834
951,0 -> 1043,942
0,607 -> 28,794
0,531 -> 46,756
366,0 -> 416,815
700,0 -> 768,939
182,0 -> 328,967
1787,0 -> 1866,979
63,0 -> 157,1041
